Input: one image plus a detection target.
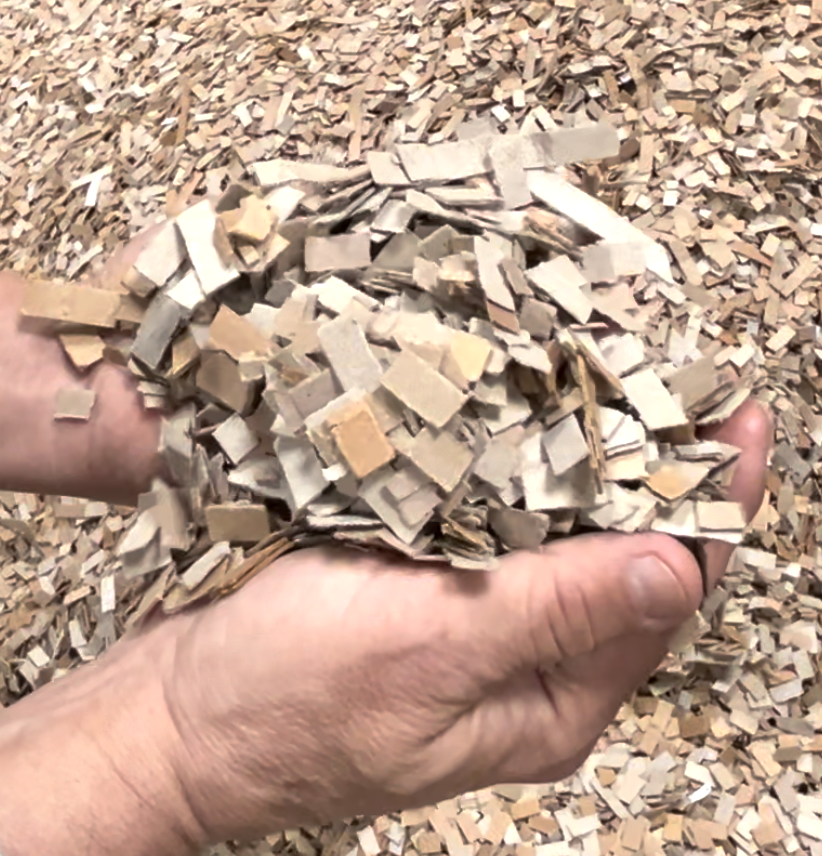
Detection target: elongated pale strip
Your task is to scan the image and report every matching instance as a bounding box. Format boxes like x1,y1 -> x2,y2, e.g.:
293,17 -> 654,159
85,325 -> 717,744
528,171 -> 674,283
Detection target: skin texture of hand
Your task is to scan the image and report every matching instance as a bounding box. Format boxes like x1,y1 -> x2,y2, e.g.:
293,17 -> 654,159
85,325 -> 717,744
0,606 -> 205,855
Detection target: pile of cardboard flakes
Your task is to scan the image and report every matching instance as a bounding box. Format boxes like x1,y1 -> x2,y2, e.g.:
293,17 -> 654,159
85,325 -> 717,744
2,0 -> 822,854
22,124 -> 752,606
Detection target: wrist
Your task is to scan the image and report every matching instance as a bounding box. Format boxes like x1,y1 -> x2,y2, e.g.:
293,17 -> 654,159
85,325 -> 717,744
0,614 -> 205,856
159,597 -> 340,842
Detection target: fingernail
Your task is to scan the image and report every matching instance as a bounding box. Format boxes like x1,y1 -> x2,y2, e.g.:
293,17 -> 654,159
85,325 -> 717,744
629,556 -> 692,627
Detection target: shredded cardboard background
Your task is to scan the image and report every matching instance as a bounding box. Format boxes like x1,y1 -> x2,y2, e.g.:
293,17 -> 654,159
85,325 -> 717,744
1,1 -> 821,855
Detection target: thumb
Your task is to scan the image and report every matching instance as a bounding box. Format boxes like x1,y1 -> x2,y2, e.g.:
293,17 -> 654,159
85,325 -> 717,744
473,532 -> 703,682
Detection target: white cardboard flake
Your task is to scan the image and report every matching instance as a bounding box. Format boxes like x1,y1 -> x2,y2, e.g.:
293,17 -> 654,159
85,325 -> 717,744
176,199 -> 240,295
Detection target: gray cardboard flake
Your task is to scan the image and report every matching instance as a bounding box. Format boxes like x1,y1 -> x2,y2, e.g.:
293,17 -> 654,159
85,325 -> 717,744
396,140 -> 488,182
405,427 -> 473,493
381,349 -> 466,429
305,233 -> 372,272
318,316 -> 383,393
527,255 -> 593,324
542,415 -> 590,476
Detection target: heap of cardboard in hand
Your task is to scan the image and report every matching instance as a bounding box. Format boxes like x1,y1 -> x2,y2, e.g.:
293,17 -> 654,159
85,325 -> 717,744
22,118 -> 753,605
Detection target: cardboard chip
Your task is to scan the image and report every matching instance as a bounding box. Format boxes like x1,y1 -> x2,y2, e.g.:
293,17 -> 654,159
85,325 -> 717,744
405,427 -> 473,492
646,460 -> 711,501
367,151 -> 411,186
519,298 -> 555,340
318,316 -> 383,393
441,330 -> 493,389
543,414 -> 590,476
166,269 -> 206,311
664,360 -> 712,411
251,159 -> 367,189
197,351 -> 252,413
170,329 -> 200,379
181,542 -> 232,591
651,500 -> 698,538
206,305 -> 270,361
175,199 -> 240,295
276,436 -> 329,509
428,186 -> 500,208
696,501 -> 746,532
330,400 -> 396,478
489,507 -> 550,550
386,466 -> 432,501
475,436 -> 520,488
523,456 -> 596,511
396,140 -> 488,182
622,369 -> 689,431
54,387 -> 96,421
600,334 -> 646,377
489,137 -> 533,209
381,349 -> 466,429
582,241 -> 648,282
474,236 -> 515,311
21,282 -> 122,328
205,503 -> 270,544
213,414 -> 259,465
289,370 -> 340,420
304,233 -> 372,272
125,218 -> 186,296
527,255 -> 593,324
131,294 -> 184,371
480,384 -> 531,435
221,195 -> 274,243
360,467 -> 433,545
313,276 -> 378,315
59,333 -> 105,371
541,124 -> 620,164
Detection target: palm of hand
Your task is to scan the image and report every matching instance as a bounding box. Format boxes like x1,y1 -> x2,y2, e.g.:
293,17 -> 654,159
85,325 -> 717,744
164,401 -> 768,842
169,546 -> 601,836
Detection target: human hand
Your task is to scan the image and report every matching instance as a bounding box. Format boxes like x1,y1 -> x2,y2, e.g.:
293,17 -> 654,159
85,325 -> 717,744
0,228 -> 772,853
0,389 -> 769,856
156,400 -> 771,843
0,232 -> 162,505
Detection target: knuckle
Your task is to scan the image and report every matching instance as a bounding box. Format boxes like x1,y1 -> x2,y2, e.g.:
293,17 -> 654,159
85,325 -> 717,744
522,566 -> 597,667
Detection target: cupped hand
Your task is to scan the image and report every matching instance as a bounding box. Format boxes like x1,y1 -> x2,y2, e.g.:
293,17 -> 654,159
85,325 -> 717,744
0,225 -> 773,850
157,400 -> 771,843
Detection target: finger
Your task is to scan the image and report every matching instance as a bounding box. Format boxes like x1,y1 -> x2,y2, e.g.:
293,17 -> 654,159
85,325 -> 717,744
460,632 -> 670,785
699,400 -> 772,589
468,531 -> 702,687
453,550 -> 687,783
